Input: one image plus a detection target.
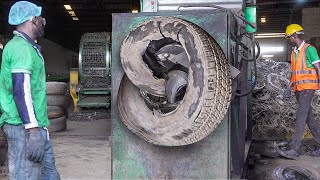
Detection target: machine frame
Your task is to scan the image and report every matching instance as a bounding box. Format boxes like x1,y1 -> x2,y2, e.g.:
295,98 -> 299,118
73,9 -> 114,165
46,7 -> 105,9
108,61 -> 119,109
112,9 -> 253,179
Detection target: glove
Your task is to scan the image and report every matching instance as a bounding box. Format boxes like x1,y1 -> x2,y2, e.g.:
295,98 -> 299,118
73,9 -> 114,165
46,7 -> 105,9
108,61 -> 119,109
283,89 -> 291,99
26,130 -> 46,163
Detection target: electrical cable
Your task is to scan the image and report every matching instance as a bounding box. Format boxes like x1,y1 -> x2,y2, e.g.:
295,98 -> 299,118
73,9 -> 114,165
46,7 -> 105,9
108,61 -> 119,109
236,34 -> 259,97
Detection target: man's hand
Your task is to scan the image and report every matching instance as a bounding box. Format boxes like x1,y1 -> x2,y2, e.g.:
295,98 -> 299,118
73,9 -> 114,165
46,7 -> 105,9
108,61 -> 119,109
26,129 -> 46,163
283,88 -> 291,99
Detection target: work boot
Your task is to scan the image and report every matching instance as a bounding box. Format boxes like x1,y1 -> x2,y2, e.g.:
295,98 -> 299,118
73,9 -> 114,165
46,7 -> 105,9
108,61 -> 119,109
277,148 -> 299,160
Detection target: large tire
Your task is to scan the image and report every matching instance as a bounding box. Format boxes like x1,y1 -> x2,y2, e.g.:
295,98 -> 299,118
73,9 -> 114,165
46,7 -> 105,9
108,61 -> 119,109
46,82 -> 68,95
47,106 -> 65,119
48,116 -> 67,133
118,17 -> 232,146
47,95 -> 69,107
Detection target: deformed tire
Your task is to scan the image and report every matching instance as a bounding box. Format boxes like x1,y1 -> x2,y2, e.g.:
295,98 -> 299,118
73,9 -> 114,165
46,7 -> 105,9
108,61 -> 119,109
267,73 -> 290,93
118,17 -> 232,146
46,82 -> 68,95
47,106 -> 64,119
47,95 -> 69,107
48,116 -> 67,133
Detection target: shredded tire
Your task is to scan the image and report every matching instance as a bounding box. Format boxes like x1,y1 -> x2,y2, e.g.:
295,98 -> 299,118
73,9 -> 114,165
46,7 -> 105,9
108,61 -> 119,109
118,17 -> 232,146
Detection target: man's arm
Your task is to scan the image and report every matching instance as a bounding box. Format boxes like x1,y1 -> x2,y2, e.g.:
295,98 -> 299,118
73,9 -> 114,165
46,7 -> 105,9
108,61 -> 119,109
313,62 -> 320,88
12,73 -> 39,131
12,73 -> 46,163
306,46 -> 320,88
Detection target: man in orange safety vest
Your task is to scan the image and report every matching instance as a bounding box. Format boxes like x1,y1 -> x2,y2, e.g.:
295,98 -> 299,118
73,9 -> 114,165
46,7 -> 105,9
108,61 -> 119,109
279,24 -> 320,159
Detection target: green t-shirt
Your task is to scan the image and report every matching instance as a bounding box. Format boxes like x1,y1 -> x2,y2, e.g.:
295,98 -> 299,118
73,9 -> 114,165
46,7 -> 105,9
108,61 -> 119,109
294,45 -> 320,68
0,34 -> 49,127
306,46 -> 320,68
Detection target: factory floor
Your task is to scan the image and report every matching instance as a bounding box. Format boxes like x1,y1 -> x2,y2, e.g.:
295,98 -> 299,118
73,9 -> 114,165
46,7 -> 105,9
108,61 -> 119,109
51,119 -> 111,179
0,109 -> 112,180
248,155 -> 320,179
247,140 -> 320,179
1,109 -> 320,179
52,120 -> 320,180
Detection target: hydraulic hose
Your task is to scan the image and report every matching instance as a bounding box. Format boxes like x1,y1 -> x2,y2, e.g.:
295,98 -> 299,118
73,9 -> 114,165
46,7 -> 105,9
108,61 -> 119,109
235,34 -> 259,97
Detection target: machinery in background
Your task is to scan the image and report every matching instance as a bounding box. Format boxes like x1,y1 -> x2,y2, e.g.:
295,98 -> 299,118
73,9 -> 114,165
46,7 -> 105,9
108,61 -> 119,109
112,0 -> 258,179
70,32 -> 112,110
309,37 -> 320,55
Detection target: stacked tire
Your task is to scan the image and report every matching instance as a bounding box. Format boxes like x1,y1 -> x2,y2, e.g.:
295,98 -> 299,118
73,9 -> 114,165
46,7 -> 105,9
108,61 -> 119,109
46,82 -> 70,133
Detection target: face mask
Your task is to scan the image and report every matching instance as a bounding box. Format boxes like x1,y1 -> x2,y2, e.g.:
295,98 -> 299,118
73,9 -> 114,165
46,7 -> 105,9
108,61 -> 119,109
32,17 -> 46,38
35,25 -> 44,37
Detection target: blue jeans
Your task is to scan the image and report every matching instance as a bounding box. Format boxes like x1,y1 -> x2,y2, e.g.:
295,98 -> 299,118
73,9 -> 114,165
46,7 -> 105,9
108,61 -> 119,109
3,124 -> 60,180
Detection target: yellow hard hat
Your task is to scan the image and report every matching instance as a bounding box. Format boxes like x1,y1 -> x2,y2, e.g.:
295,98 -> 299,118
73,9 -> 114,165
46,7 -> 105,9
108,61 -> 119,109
285,24 -> 304,38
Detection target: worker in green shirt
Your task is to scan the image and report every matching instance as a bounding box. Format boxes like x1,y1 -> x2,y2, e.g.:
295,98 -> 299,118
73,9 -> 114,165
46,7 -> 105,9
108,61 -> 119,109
0,1 -> 60,179
279,24 -> 320,159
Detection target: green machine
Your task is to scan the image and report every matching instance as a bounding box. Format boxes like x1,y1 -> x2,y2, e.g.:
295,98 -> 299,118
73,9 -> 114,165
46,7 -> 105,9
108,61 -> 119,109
112,0 -> 257,179
76,32 -> 112,108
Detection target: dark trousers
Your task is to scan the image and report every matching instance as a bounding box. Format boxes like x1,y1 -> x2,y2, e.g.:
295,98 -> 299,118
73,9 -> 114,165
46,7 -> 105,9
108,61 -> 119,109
292,90 -> 320,150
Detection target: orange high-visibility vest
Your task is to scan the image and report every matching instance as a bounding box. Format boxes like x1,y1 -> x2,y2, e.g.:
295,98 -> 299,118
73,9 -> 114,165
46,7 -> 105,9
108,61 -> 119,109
291,43 -> 319,92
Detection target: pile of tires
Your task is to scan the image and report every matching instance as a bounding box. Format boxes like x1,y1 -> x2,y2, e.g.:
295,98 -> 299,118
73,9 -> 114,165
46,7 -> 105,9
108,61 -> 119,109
46,82 -> 70,133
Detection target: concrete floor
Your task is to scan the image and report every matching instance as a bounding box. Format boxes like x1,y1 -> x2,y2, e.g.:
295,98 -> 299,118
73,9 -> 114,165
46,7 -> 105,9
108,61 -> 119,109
248,155 -> 320,179
248,141 -> 320,179
51,119 -> 111,180
1,114 -> 320,180
0,119 -> 112,180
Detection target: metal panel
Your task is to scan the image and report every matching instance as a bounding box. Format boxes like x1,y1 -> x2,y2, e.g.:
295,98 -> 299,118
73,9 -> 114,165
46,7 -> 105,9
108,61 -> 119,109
79,32 -> 111,89
77,96 -> 111,108
142,0 -> 243,12
112,10 -> 233,179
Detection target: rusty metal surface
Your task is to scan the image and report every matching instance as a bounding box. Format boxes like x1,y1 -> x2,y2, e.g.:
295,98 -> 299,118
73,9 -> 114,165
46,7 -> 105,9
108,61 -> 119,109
112,10 -> 234,179
77,96 -> 111,108
142,0 -> 243,12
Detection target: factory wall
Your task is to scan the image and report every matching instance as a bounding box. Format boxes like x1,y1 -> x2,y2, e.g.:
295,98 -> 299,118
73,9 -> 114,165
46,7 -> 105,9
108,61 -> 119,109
302,7 -> 320,41
255,7 -> 320,63
256,37 -> 291,62
1,36 -> 77,80
302,7 -> 320,54
38,38 -> 78,80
